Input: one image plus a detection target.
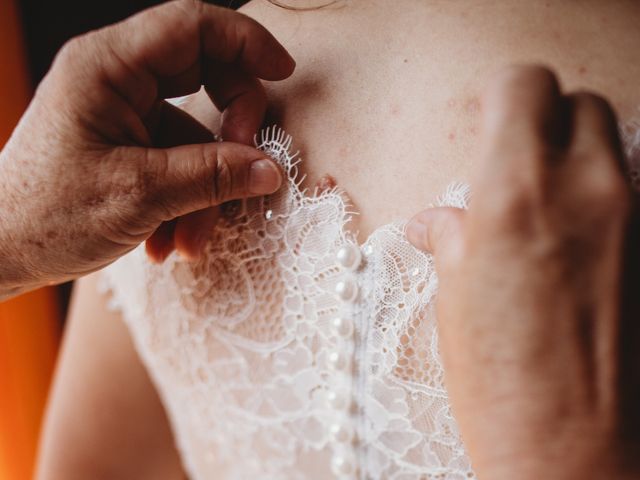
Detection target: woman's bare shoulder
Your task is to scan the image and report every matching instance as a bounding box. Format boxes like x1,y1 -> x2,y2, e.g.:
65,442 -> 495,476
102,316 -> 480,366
35,274 -> 184,480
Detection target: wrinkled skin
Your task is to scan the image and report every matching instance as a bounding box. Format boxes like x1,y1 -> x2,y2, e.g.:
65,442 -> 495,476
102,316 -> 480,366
0,0 -> 295,300
407,66 -> 640,480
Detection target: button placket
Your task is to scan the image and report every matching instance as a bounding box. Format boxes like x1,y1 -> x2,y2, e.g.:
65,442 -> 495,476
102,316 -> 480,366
324,387 -> 349,410
328,348 -> 351,369
335,278 -> 359,303
331,449 -> 357,477
336,244 -> 362,272
330,316 -> 354,338
326,241 -> 363,478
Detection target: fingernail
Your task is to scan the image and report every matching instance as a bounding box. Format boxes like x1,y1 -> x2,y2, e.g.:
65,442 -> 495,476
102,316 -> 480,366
249,159 -> 282,195
405,218 -> 427,247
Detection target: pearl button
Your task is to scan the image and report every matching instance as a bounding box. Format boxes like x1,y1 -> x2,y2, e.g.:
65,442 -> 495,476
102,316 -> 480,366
329,422 -> 354,443
335,278 -> 358,302
336,244 -> 362,271
264,209 -> 273,220
331,316 -> 354,337
331,453 -> 356,476
327,350 -> 348,371
325,389 -> 349,410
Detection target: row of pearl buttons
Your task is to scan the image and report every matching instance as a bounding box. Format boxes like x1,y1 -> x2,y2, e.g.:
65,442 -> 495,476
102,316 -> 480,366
328,242 -> 362,477
334,244 -> 361,302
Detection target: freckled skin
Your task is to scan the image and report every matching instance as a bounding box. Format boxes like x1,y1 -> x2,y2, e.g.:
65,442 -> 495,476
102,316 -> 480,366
26,239 -> 45,249
238,0 -> 640,240
464,97 -> 481,115
0,2 -> 295,298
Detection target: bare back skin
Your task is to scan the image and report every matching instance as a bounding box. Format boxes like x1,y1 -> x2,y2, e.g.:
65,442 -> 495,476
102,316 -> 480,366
36,2 -> 640,478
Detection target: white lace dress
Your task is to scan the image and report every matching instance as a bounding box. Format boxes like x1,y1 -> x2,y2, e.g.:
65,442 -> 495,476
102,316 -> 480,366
101,122 -> 640,480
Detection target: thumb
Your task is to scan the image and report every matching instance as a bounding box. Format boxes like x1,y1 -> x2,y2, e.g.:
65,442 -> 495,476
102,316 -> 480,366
406,207 -> 465,259
134,142 -> 282,220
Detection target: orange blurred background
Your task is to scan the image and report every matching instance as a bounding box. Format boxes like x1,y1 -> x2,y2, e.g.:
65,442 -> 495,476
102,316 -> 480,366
0,1 -> 243,478
0,1 -> 61,478
1,2 -> 171,476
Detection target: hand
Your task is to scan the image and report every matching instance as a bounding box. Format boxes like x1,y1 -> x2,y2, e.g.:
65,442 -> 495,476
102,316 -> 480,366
0,0 -> 295,300
407,66 -> 640,479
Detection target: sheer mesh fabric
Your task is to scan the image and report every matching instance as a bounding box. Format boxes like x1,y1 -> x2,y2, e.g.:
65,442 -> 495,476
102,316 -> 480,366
101,119 -> 640,480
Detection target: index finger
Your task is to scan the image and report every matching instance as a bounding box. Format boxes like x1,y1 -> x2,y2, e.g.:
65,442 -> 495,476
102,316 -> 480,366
88,0 -> 295,116
481,66 -> 567,155
473,66 -> 569,198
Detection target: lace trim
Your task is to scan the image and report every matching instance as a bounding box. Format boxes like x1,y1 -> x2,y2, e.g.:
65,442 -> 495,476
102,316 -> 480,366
99,118 -> 639,480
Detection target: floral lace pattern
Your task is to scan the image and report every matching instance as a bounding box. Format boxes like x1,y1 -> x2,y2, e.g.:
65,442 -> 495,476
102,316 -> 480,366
101,120 -> 640,480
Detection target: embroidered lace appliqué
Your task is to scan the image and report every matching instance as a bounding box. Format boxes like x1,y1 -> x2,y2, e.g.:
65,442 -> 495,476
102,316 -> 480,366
101,120 -> 640,480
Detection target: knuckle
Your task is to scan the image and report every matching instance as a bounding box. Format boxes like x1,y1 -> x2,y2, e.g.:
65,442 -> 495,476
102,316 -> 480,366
514,142 -> 558,166
209,147 -> 235,205
150,0 -> 205,45
54,36 -> 84,68
60,35 -> 83,55
51,32 -> 106,85
129,150 -> 175,219
179,0 -> 203,10
483,143 -> 556,192
481,180 -> 538,231
172,0 -> 205,22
